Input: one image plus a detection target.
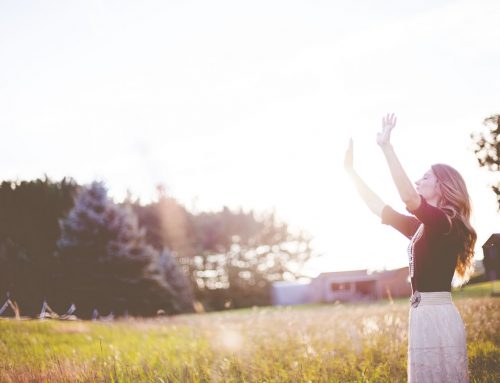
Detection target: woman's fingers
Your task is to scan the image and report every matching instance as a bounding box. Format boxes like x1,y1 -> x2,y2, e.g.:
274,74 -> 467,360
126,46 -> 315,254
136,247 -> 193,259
345,138 -> 353,156
389,113 -> 396,126
377,113 -> 397,147
344,138 -> 353,170
382,113 -> 397,129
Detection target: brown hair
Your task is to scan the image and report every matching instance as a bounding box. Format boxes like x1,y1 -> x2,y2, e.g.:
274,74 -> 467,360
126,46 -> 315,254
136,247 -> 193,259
431,164 -> 477,282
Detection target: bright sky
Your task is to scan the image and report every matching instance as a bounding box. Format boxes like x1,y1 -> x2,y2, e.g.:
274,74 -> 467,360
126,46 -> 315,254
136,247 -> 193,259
1,0 -> 499,276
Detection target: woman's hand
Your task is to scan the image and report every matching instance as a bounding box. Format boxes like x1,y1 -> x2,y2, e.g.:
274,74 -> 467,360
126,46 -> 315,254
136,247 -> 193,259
344,138 -> 354,173
377,113 -> 397,147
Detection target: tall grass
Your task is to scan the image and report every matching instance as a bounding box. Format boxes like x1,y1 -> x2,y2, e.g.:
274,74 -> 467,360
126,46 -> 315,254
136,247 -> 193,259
0,296 -> 498,382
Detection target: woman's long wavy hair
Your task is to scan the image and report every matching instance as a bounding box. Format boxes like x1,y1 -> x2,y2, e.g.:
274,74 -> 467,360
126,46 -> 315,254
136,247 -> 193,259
431,164 -> 477,282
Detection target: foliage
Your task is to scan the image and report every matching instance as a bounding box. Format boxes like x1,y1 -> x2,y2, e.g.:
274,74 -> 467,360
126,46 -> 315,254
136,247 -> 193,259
133,192 -> 316,310
155,249 -> 195,313
471,114 -> 500,210
0,177 -> 77,315
190,208 -> 314,310
57,182 -> 184,318
0,177 -> 313,316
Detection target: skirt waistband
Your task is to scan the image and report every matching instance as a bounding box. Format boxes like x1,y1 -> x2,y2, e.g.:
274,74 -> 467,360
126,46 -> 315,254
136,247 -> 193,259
410,291 -> 452,307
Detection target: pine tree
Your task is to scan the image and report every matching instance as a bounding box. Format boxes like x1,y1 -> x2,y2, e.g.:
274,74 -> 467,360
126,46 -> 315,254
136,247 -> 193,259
57,182 -> 176,317
156,249 -> 195,313
0,177 -> 77,316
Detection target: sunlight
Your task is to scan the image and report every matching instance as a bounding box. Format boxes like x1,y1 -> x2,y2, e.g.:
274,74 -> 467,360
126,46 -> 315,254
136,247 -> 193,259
217,328 -> 244,353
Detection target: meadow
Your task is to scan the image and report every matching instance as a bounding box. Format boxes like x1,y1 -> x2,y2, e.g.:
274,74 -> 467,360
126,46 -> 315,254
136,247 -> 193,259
0,282 -> 499,383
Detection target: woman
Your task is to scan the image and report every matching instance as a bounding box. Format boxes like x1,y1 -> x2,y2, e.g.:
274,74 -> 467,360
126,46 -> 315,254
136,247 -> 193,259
344,113 -> 476,382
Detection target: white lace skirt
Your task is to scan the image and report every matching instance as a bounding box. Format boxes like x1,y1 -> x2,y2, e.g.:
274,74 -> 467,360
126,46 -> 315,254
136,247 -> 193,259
408,291 -> 469,383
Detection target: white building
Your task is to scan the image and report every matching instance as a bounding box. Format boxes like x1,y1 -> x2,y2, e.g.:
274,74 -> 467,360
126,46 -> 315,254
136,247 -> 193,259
271,267 -> 411,306
271,280 -> 311,306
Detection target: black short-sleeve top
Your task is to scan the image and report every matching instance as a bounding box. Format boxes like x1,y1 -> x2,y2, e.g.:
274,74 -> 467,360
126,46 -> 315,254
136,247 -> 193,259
381,196 -> 462,292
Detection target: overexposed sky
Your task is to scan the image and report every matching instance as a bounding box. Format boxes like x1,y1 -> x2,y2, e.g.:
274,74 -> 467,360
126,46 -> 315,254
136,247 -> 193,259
1,0 -> 499,275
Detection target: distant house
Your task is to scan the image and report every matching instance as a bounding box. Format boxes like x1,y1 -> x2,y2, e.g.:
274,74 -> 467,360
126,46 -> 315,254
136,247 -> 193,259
483,233 -> 500,281
308,267 -> 411,302
271,267 -> 411,306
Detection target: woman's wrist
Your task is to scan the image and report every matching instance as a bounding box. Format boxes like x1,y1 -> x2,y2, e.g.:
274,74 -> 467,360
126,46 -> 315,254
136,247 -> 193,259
380,143 -> 394,152
345,167 -> 356,176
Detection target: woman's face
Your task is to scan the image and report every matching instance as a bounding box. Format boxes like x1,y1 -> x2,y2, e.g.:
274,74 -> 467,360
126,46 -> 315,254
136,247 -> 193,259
415,169 -> 441,204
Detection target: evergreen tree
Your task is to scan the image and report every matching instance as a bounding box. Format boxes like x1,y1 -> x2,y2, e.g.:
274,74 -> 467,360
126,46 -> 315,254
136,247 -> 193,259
57,182 -> 176,317
156,249 -> 195,313
130,190 -> 199,307
0,177 -> 77,316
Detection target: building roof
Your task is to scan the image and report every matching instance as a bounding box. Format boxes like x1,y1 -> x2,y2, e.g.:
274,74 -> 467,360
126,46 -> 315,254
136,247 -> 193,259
325,275 -> 378,283
483,233 -> 500,248
314,266 -> 408,283
317,269 -> 368,278
272,280 -> 311,287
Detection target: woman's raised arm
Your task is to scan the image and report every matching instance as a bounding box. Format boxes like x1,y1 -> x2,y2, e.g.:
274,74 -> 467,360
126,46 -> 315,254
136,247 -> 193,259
377,114 -> 421,211
344,138 -> 386,217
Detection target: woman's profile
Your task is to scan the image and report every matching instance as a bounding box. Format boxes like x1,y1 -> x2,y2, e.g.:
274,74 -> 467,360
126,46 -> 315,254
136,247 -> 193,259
344,113 -> 476,382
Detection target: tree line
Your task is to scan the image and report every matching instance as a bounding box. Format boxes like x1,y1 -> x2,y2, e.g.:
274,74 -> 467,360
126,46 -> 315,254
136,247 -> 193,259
0,179 -> 314,318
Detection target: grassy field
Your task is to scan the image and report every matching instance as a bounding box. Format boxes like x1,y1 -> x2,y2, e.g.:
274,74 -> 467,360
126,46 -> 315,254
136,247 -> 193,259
0,282 -> 498,383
